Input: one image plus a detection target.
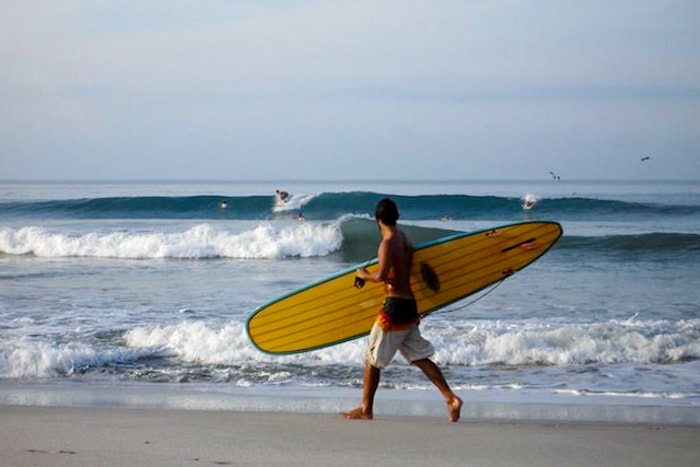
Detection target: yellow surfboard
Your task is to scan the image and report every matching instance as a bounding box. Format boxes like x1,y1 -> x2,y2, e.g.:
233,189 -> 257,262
247,221 -> 563,355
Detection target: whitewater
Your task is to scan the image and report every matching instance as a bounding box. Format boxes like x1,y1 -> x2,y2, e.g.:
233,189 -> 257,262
1,180 -> 699,420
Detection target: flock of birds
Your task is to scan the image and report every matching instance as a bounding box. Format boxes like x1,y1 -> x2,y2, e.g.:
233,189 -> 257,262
526,157 -> 654,211
548,156 -> 652,181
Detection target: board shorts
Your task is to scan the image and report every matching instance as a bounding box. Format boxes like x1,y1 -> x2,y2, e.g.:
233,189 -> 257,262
376,297 -> 420,331
365,303 -> 435,369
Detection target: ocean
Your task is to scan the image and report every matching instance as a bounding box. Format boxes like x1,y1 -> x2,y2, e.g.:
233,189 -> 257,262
1,180 -> 699,422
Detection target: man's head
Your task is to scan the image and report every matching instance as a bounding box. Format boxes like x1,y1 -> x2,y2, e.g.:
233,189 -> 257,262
375,198 -> 399,226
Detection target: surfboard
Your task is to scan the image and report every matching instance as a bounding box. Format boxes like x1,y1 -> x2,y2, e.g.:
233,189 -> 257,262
247,221 -> 563,355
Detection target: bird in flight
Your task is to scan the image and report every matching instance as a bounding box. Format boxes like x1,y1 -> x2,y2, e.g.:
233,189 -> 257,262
549,171 -> 561,180
641,156 -> 652,162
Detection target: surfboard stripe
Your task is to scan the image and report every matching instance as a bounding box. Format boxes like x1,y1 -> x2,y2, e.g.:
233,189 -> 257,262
247,221 -> 563,354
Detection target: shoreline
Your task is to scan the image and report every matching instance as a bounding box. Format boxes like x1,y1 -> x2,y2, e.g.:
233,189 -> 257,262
1,381 -> 699,426
2,405 -> 699,467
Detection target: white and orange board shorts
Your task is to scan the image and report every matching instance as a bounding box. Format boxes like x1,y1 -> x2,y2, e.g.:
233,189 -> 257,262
365,321 -> 435,369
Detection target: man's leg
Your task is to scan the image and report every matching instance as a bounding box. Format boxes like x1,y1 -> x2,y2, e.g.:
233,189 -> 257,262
413,358 -> 463,422
342,361 -> 380,420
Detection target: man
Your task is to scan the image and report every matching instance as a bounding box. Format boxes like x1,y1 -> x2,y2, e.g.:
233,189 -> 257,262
342,198 -> 463,422
275,189 -> 290,203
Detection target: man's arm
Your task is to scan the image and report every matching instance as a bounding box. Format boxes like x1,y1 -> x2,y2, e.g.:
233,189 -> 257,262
357,239 -> 392,283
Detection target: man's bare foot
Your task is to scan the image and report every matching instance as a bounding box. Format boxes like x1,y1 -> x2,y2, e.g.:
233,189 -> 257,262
447,396 -> 463,423
341,406 -> 373,420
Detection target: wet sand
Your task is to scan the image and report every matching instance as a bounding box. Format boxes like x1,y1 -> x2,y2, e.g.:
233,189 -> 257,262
2,405 -> 699,467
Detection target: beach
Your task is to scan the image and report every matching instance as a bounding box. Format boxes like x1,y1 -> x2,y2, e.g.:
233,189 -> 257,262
1,180 -> 699,465
2,382 -> 699,467
2,404 -> 700,467
4,0 -> 699,462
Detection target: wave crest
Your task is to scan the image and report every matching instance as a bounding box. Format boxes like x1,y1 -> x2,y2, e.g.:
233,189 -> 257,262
3,191 -> 699,221
0,223 -> 343,259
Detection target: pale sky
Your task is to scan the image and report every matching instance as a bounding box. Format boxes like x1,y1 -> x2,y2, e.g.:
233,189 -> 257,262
1,0 -> 699,181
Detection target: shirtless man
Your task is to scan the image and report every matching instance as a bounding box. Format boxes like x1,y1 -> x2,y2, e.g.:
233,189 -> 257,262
342,198 -> 463,422
275,189 -> 290,203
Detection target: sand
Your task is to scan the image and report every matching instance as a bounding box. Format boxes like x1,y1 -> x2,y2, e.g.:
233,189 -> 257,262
1,405 -> 699,467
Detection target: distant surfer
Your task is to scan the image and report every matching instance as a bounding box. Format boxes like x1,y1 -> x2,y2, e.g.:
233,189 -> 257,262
275,189 -> 290,203
521,193 -> 538,211
296,212 -> 305,222
219,200 -> 229,209
342,198 -> 462,423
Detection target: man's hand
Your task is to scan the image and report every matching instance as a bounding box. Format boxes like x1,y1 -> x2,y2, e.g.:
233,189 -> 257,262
354,267 -> 368,289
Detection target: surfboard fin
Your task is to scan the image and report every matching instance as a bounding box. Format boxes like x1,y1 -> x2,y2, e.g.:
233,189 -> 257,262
421,262 -> 441,292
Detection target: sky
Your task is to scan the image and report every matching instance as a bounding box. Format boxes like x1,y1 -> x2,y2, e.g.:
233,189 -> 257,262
1,0 -> 699,181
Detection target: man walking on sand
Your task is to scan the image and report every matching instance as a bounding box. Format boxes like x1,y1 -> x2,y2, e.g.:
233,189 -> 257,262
342,198 -> 463,422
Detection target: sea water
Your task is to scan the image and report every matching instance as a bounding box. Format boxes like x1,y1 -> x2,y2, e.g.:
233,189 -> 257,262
1,180 -> 699,422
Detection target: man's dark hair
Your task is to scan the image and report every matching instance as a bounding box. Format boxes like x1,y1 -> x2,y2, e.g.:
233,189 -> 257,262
375,198 -> 399,226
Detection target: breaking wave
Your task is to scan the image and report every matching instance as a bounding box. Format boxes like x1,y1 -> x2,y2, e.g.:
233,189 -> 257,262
2,318 -> 698,380
3,191 -> 699,221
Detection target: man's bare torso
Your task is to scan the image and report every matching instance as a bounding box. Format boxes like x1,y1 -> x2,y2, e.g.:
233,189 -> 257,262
381,229 -> 414,299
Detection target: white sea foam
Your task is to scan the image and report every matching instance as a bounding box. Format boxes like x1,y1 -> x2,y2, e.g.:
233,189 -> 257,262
272,192 -> 317,213
427,318 -> 700,366
0,223 -> 343,259
552,389 -> 688,399
0,337 -> 140,378
124,318 -> 700,368
124,321 -> 259,364
3,318 -> 698,379
122,320 -> 366,366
